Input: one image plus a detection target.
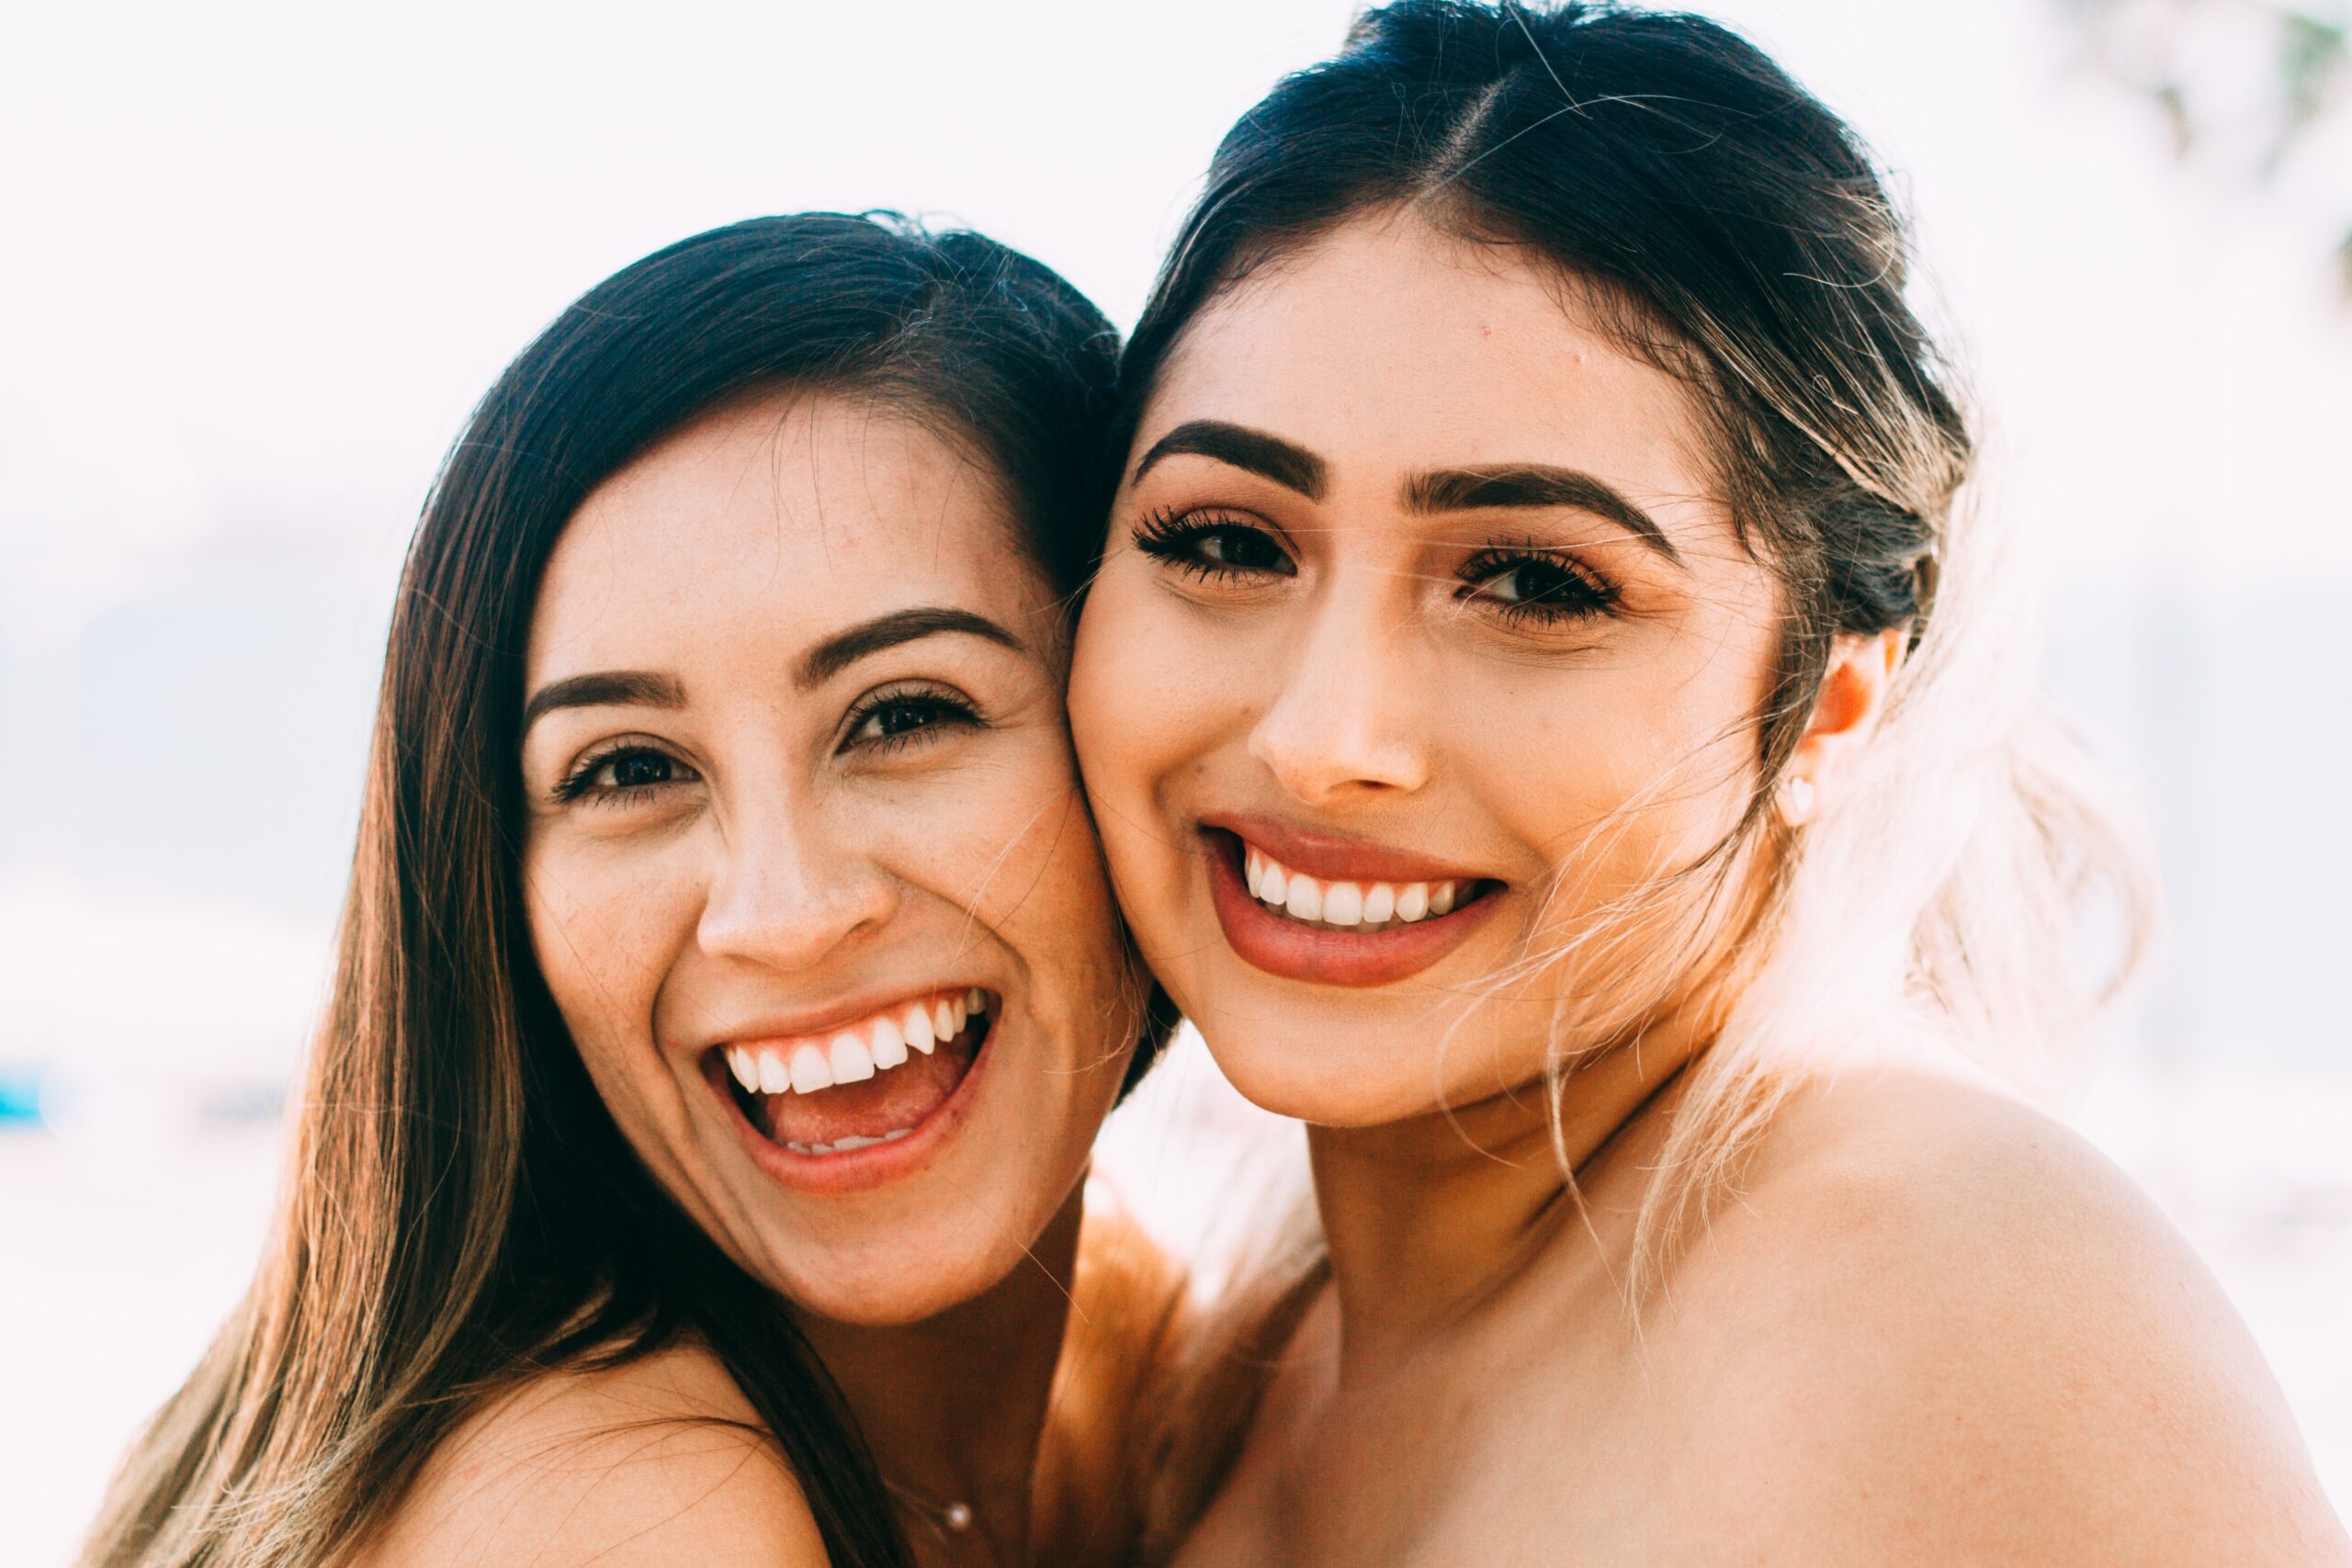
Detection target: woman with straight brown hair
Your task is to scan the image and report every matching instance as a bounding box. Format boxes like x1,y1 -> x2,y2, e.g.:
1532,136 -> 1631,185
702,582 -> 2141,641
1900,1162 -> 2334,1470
82,211 -> 1178,1568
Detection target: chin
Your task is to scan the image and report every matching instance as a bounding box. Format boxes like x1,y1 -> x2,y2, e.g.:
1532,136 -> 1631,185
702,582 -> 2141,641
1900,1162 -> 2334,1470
777,1245 -> 1018,1328
1194,1031 -> 1412,1128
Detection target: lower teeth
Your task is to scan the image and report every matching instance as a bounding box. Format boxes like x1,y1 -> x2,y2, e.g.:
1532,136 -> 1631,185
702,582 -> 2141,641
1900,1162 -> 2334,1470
785,1127 -> 915,1156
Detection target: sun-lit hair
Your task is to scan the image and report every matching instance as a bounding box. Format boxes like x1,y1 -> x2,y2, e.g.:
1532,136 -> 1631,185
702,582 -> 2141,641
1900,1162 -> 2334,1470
1114,0 -> 2155,1297
80,212 -> 1136,1568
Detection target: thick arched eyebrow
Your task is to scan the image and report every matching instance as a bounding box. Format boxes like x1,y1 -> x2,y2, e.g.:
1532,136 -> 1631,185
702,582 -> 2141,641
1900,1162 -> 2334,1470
522,670 -> 685,735
796,606 -> 1024,689
1130,419 -> 1328,501
1405,466 -> 1682,565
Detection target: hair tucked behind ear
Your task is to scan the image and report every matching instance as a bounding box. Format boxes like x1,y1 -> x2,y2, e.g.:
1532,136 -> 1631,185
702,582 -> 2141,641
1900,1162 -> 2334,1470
1116,1 -> 2155,1292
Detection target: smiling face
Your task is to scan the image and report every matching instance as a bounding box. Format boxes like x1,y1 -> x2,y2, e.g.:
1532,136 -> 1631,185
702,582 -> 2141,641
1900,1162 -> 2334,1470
1069,212 -> 1788,1129
520,390 -> 1137,1325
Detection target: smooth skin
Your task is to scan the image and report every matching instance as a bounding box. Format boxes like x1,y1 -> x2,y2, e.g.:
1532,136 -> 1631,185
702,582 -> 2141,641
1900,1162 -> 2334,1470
365,391 -> 1167,1567
1069,211 -> 2348,1566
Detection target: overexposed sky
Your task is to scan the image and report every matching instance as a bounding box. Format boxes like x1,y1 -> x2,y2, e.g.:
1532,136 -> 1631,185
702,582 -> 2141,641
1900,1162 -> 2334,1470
1,0 -> 2346,1043
3,0 -> 2342,595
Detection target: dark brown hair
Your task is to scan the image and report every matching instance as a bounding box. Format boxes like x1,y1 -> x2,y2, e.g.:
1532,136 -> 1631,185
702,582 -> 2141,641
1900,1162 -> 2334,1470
1112,1 -> 2149,1289
83,211 -> 1133,1568
1117,0 -> 1958,794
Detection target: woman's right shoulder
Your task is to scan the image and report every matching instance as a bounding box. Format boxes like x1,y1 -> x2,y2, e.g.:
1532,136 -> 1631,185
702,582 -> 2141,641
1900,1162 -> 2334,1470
354,1340 -> 830,1568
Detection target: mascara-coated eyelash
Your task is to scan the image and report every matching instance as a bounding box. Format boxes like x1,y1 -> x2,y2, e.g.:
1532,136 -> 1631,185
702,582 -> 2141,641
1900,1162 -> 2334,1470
1456,545 -> 1619,625
841,683 -> 983,755
1131,507 -> 1296,581
554,742 -> 698,805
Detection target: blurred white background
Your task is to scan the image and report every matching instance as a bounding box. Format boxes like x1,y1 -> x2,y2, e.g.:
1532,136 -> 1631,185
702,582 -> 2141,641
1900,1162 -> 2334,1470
3,1 -> 2347,1562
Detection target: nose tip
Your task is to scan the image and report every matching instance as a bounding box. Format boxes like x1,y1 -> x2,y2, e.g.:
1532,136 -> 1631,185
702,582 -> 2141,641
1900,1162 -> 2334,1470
696,827 -> 899,974
1250,722 -> 1428,802
1246,633 -> 1430,803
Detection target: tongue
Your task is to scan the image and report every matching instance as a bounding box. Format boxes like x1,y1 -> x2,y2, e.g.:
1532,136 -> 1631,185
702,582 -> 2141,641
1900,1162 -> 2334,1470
759,1028 -> 979,1146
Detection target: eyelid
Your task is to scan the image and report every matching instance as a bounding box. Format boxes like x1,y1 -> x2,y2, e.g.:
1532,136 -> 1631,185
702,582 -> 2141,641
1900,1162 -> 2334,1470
552,737 -> 699,804
1132,497 -> 1301,551
1454,542 -> 1621,620
837,682 -> 985,756
1130,504 -> 1300,580
1457,540 -> 1615,589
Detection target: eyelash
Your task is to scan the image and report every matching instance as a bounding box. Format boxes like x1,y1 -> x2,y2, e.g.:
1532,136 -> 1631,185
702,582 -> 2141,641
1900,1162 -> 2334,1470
554,741 -> 695,806
1133,509 -> 1618,625
1131,507 -> 1294,581
551,686 -> 980,805
840,683 -> 983,754
1455,543 -> 1619,625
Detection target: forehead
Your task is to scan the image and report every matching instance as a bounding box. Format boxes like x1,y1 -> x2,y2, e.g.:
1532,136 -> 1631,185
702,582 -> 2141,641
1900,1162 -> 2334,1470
530,393 -> 1038,678
1141,212 -> 1714,504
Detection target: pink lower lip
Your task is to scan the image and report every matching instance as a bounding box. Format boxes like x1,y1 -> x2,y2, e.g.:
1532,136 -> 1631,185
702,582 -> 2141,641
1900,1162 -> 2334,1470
1200,829 -> 1502,987
707,1018 -> 993,1197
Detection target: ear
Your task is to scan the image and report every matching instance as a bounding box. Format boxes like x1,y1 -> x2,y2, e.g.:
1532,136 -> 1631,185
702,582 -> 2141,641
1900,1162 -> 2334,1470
1780,627 -> 1904,825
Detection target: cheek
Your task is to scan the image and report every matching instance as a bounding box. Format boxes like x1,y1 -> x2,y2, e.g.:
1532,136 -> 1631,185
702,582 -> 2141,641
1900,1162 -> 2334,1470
865,731 -> 1127,999
1069,571 -> 1227,847
522,831 -> 704,1077
1488,639 -> 1772,931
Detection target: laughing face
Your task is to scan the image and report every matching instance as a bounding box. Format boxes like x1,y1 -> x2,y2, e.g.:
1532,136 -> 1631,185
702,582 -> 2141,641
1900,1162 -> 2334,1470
519,389 -> 1139,1325
1069,212 -> 1785,1129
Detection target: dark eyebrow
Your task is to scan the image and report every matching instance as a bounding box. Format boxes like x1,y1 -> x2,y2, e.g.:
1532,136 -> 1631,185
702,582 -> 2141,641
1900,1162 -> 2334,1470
797,605 -> 1025,689
1404,466 -> 1683,565
1130,419 -> 1329,501
522,670 -> 685,734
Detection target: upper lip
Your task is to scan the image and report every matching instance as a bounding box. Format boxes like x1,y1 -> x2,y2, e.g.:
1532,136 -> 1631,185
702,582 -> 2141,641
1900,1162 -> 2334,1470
685,982 -> 984,1053
1200,812 -> 1498,886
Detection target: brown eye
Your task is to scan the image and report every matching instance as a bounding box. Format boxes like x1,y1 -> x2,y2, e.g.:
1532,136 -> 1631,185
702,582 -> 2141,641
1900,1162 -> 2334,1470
1132,510 -> 1297,580
555,744 -> 698,804
1193,525 -> 1291,573
603,751 -> 678,788
842,687 -> 982,754
1459,548 -> 1616,624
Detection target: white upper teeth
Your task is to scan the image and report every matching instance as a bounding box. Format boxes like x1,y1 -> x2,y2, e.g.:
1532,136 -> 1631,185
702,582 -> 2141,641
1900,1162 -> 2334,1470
724,987 -> 988,1097
1243,846 -> 1465,931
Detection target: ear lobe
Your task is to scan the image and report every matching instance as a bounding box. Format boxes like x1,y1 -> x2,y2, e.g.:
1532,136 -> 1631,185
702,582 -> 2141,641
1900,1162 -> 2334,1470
1781,627 -> 1905,821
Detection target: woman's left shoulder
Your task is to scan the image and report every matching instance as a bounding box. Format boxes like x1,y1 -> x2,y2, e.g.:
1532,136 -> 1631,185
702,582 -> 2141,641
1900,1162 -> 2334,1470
1675,1063 -> 2349,1565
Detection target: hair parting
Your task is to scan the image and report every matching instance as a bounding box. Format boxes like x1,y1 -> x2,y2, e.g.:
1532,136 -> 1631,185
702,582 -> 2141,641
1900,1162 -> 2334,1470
1113,0 -> 2155,1296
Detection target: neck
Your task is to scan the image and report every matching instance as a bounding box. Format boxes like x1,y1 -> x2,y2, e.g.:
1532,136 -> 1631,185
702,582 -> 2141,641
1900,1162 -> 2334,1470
1308,1027 -> 1700,1382
796,1189 -> 1083,1563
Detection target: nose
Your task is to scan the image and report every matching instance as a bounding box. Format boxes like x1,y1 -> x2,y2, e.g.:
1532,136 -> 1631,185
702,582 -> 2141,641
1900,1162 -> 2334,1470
695,802 -> 900,974
1247,586 -> 1431,804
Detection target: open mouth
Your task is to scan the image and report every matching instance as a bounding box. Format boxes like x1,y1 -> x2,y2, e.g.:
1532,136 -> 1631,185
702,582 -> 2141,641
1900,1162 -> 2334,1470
709,988 -> 992,1158
1202,829 -> 1504,987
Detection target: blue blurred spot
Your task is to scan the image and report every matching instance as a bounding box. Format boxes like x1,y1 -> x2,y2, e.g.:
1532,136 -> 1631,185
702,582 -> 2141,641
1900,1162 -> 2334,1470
0,1065 -> 46,1126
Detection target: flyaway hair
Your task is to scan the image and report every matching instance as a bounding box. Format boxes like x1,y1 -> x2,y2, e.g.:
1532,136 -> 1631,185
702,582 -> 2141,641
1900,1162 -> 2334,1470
1114,1 -> 2154,1296
82,212 -> 1140,1568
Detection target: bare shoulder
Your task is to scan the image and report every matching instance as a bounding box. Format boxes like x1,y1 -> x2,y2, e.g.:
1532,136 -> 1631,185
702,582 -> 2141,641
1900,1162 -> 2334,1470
356,1339 -> 830,1568
1664,1063 -> 2349,1566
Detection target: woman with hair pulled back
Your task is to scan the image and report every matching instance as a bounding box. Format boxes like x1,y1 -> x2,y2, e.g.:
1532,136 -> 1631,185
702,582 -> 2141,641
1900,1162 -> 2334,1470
81,214 -> 1179,1568
1071,4 -> 2349,1562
